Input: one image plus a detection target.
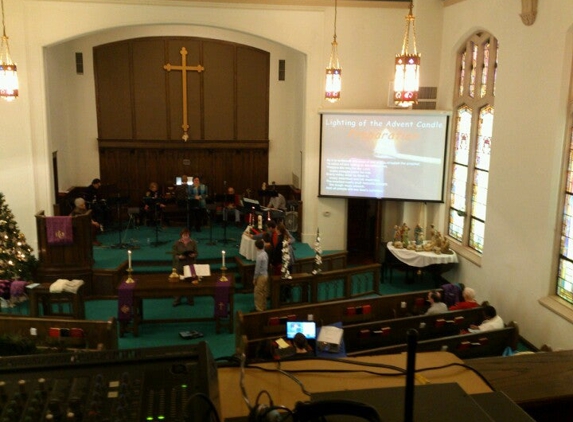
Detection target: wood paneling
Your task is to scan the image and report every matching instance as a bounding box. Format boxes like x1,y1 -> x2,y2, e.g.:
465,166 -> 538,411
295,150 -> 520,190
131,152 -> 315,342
94,37 -> 269,142
93,42 -> 133,139
98,144 -> 268,208
94,37 -> 270,206
237,46 -> 270,140
203,41 -> 235,140
132,39 -> 169,140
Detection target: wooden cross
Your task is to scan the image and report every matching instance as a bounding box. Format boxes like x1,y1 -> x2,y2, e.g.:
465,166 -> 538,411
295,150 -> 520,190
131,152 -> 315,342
163,47 -> 205,142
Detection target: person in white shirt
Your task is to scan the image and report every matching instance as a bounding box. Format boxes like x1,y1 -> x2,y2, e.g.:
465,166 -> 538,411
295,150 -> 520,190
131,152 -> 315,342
469,305 -> 504,332
267,192 -> 286,210
424,290 -> 448,315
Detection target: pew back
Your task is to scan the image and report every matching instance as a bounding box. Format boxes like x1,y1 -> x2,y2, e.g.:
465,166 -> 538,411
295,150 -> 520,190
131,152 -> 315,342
0,315 -> 118,351
347,323 -> 518,360
236,289 -> 436,358
342,307 -> 485,353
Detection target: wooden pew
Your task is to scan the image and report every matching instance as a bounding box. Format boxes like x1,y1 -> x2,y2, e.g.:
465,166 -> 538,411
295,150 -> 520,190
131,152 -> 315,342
235,289 -> 435,358
346,322 -> 519,360
342,307 -> 485,353
0,315 -> 118,351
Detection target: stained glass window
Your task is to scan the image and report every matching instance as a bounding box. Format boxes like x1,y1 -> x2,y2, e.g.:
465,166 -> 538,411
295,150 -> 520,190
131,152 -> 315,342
447,32 -> 498,255
558,129 -> 573,304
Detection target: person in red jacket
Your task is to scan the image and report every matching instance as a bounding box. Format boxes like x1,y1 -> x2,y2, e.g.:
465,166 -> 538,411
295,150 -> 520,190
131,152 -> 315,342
449,287 -> 479,310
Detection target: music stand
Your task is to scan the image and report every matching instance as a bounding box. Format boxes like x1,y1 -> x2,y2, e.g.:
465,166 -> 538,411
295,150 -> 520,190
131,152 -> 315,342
109,194 -> 132,249
205,206 -> 217,245
214,193 -> 235,244
258,189 -> 277,207
144,197 -> 168,247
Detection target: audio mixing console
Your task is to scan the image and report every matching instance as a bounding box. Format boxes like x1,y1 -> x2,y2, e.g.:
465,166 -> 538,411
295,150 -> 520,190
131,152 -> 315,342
0,341 -> 219,422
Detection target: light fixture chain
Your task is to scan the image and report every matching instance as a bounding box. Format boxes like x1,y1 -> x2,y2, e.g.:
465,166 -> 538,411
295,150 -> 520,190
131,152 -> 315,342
333,0 -> 337,39
1,0 -> 6,38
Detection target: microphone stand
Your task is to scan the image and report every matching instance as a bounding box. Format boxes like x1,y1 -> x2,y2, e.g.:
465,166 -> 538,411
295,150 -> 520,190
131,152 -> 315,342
206,202 -> 217,245
111,193 -> 131,249
150,196 -> 167,247
220,181 -> 236,245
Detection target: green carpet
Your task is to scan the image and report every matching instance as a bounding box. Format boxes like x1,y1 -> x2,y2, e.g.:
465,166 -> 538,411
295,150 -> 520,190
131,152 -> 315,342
93,223 -> 315,270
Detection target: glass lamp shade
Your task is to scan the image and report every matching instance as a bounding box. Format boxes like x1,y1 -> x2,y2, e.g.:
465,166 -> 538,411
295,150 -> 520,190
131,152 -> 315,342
393,54 -> 420,107
0,36 -> 18,102
325,39 -> 341,102
325,68 -> 341,102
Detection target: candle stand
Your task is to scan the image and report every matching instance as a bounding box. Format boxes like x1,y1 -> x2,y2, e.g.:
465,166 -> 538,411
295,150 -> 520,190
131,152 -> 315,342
126,268 -> 135,284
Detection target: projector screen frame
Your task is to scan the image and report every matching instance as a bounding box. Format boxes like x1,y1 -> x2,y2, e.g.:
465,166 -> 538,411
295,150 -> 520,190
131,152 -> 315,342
318,109 -> 451,203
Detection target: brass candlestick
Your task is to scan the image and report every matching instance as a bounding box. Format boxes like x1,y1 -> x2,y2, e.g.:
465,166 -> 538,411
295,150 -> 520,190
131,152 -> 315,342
126,268 -> 135,284
169,267 -> 180,282
220,266 -> 228,282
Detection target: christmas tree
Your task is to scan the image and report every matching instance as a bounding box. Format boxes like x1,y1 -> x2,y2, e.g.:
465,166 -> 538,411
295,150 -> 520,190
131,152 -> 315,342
0,192 -> 37,280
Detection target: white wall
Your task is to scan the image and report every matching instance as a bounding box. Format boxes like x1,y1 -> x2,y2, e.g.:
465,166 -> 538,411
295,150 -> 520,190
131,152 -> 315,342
439,0 -> 573,350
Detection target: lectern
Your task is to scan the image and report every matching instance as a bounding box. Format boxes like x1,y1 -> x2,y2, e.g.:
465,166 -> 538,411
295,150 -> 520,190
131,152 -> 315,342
35,210 -> 94,296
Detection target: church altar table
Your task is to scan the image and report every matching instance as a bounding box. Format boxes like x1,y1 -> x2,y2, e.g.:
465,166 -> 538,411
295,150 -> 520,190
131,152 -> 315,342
387,242 -> 459,267
117,272 -> 234,337
239,233 -> 257,261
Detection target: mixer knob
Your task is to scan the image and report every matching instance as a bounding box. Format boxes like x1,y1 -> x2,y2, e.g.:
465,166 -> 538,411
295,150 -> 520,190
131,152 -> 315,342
17,380 -> 26,395
0,381 -> 7,400
47,399 -> 62,417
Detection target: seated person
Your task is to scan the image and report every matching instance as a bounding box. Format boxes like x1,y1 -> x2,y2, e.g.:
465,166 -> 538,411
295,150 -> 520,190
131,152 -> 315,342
142,182 -> 166,226
469,305 -> 504,332
70,197 -> 102,246
174,175 -> 192,205
292,332 -> 313,358
424,290 -> 448,315
267,192 -> 286,211
449,287 -> 479,310
83,178 -> 107,226
224,186 -> 242,225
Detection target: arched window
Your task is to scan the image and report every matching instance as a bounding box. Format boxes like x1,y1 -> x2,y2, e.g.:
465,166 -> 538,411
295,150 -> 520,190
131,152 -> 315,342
447,32 -> 498,255
557,120 -> 573,304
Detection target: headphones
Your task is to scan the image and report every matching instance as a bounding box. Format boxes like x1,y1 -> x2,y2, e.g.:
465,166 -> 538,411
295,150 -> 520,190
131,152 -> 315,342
248,399 -> 381,422
248,403 -> 285,422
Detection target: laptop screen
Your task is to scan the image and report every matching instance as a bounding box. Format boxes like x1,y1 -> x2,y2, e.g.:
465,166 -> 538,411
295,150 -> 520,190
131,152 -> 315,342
286,321 -> 317,340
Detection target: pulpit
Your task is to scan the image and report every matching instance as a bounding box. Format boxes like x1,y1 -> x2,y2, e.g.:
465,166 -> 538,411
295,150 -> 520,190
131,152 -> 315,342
35,211 -> 94,297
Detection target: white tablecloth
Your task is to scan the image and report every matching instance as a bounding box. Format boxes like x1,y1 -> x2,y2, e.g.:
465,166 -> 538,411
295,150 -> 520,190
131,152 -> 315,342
387,242 -> 458,268
239,233 -> 257,261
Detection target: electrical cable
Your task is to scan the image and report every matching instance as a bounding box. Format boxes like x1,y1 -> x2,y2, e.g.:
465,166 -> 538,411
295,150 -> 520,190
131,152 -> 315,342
240,352 -> 254,411
183,392 -> 222,422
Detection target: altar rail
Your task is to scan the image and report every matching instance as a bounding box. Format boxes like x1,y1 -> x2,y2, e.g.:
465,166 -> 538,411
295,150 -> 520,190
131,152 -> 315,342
236,288 -> 435,358
0,316 -> 118,351
269,263 -> 382,309
235,251 -> 348,292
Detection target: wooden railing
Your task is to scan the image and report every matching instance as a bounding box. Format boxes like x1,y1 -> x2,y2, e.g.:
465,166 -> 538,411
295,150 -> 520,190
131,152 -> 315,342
269,263 -> 382,309
235,251 -> 348,292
